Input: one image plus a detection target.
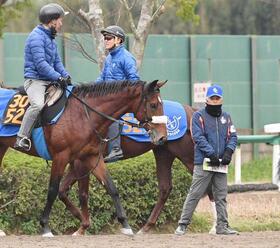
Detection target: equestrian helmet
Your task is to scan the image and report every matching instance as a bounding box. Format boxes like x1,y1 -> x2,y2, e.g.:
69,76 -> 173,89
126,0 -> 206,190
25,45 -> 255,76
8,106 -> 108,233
101,25 -> 126,42
39,3 -> 69,24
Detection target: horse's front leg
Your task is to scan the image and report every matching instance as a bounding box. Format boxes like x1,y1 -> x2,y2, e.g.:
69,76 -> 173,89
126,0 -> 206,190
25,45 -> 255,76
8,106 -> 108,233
138,147 -> 174,234
40,157 -> 68,237
91,157 -> 133,236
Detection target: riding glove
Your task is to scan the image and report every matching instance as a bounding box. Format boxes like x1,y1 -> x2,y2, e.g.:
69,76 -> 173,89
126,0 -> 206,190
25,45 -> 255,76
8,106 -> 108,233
58,76 -> 71,89
209,154 -> 220,166
221,148 -> 233,165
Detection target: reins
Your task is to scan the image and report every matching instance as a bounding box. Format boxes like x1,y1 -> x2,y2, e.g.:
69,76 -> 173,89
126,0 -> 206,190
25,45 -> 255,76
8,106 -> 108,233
65,86 -> 149,136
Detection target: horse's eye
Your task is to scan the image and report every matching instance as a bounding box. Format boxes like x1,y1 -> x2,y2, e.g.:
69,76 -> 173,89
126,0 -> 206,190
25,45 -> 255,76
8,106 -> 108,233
150,103 -> 157,110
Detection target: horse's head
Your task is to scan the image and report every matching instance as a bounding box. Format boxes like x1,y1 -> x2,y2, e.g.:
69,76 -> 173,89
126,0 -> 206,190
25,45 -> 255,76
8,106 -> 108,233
135,80 -> 168,145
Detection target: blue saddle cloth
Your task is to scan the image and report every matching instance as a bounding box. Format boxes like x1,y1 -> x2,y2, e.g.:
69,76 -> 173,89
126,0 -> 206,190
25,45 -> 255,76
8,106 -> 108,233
0,86 -> 74,160
121,100 -> 187,142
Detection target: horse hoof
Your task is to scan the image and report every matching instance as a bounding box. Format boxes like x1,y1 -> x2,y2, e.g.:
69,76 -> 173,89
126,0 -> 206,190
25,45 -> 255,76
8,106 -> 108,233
121,228 -> 134,236
0,230 -> 6,237
42,231 -> 54,238
136,229 -> 147,235
209,226 -> 216,235
72,231 -> 84,236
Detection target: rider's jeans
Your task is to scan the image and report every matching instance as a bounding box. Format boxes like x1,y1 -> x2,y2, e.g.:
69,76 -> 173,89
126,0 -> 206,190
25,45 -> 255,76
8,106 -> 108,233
17,79 -> 49,138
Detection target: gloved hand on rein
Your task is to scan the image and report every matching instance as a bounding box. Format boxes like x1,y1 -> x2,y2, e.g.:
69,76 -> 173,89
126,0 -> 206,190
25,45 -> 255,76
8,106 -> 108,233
221,148 -> 233,165
58,76 -> 72,89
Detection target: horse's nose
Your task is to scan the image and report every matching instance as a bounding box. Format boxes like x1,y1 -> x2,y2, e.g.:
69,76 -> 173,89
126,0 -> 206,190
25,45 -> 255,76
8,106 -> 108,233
158,136 -> 167,145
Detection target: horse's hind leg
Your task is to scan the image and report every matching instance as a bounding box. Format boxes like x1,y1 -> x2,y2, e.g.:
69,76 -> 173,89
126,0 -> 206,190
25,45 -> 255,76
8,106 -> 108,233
0,144 -> 8,237
91,158 -> 133,236
59,161 -> 90,235
138,146 -> 175,234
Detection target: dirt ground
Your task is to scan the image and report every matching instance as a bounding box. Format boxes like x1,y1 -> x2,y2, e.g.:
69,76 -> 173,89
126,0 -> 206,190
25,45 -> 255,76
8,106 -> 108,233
1,191 -> 280,248
1,232 -> 280,248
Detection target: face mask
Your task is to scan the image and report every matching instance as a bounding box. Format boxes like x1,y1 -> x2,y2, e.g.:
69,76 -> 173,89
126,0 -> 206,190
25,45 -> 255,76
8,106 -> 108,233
50,25 -> 57,39
205,104 -> 222,117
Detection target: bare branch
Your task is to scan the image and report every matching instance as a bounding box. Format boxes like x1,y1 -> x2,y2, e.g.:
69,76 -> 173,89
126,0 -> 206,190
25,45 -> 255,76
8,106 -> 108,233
151,0 -> 166,22
120,0 -> 137,36
78,9 -> 90,24
62,34 -> 98,64
0,199 -> 15,210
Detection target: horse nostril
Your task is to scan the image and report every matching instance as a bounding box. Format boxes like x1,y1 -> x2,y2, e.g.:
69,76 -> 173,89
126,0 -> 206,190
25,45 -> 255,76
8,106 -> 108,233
158,136 -> 167,145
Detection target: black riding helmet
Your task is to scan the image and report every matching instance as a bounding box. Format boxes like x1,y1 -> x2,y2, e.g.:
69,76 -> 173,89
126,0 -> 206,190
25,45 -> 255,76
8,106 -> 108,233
101,25 -> 126,43
39,3 -> 69,24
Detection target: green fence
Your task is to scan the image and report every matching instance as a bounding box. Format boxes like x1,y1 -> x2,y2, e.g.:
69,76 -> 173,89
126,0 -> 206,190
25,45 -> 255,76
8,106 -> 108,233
1,33 -> 280,132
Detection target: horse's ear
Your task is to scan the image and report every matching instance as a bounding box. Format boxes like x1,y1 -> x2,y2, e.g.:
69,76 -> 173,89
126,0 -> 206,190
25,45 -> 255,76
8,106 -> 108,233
146,80 -> 167,93
156,80 -> 167,89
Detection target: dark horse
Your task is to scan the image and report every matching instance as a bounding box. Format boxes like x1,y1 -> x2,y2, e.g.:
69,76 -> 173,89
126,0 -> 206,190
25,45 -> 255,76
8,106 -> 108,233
0,80 -> 167,237
58,103 -> 216,236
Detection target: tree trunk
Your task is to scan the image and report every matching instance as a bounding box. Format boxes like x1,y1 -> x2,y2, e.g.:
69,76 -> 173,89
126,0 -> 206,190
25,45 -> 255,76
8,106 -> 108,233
127,0 -> 165,70
79,0 -> 105,71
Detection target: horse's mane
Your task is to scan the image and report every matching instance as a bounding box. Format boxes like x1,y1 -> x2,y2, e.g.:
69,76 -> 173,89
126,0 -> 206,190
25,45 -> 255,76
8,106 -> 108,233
72,80 -> 145,97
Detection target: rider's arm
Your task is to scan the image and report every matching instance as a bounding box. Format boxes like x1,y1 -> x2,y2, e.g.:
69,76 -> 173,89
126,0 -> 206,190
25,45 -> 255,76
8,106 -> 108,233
123,55 -> 139,81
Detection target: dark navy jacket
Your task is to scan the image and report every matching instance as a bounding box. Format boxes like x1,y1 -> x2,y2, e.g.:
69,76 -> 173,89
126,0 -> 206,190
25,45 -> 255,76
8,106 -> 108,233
24,25 -> 69,81
191,108 -> 237,165
96,45 -> 139,82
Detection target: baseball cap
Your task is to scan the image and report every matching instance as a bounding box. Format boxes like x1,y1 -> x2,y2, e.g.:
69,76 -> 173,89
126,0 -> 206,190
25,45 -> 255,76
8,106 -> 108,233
206,84 -> 223,98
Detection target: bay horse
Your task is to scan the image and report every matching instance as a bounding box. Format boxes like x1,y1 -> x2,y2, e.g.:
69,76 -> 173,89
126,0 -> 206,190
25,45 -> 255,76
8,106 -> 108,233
58,103 -> 216,235
0,80 -> 167,237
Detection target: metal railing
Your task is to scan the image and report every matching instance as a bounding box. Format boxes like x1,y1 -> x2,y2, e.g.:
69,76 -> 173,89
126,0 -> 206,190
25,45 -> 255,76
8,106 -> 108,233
235,134 -> 280,187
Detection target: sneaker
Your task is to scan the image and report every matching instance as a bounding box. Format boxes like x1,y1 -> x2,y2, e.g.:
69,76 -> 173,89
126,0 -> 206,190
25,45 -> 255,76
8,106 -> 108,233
216,226 -> 239,235
14,136 -> 31,151
104,148 -> 123,163
174,224 -> 187,236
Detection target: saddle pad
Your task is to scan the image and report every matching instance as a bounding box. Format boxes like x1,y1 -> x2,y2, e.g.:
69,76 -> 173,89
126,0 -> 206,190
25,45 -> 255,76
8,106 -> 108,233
0,86 -> 74,160
121,100 -> 187,142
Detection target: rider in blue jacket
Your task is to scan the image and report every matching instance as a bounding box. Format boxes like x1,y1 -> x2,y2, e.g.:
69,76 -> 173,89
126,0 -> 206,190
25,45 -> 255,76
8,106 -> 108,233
175,84 -> 238,236
14,3 -> 71,151
97,25 -> 140,162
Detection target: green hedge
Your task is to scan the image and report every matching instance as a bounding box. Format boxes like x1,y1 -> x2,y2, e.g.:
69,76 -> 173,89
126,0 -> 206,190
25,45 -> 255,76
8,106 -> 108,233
0,150 -> 192,234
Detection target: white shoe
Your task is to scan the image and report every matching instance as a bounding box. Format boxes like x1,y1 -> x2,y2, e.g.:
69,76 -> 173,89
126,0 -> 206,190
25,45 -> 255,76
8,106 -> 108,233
174,224 -> 187,236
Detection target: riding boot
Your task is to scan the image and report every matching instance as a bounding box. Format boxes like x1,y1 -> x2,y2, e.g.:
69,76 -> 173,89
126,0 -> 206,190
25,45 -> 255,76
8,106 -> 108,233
104,122 -> 123,163
104,147 -> 123,163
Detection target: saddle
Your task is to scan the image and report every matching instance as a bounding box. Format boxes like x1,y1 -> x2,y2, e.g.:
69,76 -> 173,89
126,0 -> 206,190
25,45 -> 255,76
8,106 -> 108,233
2,84 -> 67,127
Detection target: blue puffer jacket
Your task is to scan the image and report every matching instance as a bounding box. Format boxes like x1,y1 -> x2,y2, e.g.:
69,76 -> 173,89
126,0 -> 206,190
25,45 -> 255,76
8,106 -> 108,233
96,45 -> 139,82
191,108 -> 237,165
24,25 -> 69,81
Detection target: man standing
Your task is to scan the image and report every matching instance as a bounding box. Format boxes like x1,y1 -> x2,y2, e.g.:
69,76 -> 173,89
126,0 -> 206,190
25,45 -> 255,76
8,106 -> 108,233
14,3 -> 71,151
96,25 -> 140,162
175,84 -> 238,235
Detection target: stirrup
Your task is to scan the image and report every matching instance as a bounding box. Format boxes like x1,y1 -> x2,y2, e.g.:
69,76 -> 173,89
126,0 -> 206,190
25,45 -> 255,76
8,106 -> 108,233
16,137 -> 31,151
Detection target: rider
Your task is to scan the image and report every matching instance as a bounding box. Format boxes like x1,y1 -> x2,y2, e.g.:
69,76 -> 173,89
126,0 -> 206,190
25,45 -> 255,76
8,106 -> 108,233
14,3 -> 71,151
96,25 -> 140,162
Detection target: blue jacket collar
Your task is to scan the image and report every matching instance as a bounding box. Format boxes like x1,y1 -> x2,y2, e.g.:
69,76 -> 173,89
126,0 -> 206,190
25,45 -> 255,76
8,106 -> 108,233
109,44 -> 124,56
37,24 -> 52,39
